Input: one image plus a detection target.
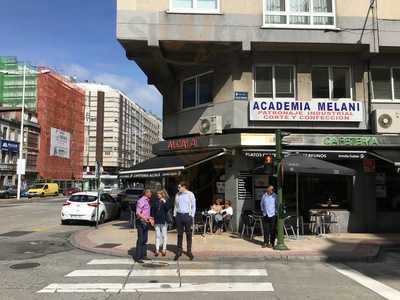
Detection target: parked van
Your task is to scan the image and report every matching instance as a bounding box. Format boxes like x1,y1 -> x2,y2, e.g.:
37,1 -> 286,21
28,183 -> 59,198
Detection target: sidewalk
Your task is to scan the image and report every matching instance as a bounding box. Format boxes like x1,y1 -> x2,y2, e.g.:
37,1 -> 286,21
70,220 -> 400,262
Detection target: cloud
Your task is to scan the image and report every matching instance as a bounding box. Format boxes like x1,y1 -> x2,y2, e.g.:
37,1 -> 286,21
61,63 -> 91,80
61,64 -> 162,117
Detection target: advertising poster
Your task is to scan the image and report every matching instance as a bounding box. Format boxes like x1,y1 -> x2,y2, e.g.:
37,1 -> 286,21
50,128 -> 71,159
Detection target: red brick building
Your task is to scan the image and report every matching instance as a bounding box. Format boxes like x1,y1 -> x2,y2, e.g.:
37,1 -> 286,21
36,72 -> 85,181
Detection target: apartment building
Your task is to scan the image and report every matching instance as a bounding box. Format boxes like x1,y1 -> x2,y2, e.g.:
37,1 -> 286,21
77,83 -> 162,190
0,109 -> 40,188
117,0 -> 400,233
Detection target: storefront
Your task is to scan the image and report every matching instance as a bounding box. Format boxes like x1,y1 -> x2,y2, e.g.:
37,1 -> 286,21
120,133 -> 400,233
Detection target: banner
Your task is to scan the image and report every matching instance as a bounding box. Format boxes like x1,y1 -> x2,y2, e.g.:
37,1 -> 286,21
250,99 -> 364,122
50,128 -> 70,159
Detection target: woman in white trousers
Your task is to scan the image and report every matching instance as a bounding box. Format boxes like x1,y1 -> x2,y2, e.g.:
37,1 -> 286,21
152,190 -> 171,256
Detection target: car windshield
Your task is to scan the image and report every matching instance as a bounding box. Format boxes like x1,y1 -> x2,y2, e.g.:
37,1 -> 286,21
31,184 -> 44,189
125,189 -> 143,195
69,195 -> 97,202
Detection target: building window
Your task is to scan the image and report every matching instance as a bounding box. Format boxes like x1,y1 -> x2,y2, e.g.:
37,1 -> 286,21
264,0 -> 336,28
182,72 -> 214,109
312,66 -> 351,99
254,65 -> 295,99
169,0 -> 220,13
371,67 -> 400,101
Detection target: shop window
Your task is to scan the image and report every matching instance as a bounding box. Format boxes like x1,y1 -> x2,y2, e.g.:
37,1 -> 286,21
170,0 -> 220,13
312,66 -> 351,99
371,67 -> 400,101
182,72 -> 214,109
264,0 -> 336,28
254,65 -> 295,99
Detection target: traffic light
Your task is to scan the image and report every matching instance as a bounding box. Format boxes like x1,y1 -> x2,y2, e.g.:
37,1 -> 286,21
263,155 -> 274,175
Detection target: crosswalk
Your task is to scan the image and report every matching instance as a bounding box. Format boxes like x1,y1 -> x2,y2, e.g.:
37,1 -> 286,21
37,258 -> 274,294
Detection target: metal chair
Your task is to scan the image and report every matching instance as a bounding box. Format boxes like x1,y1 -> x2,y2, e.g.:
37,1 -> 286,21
240,213 -> 255,238
222,216 -> 234,232
250,215 -> 264,240
322,211 -> 339,233
284,216 -> 296,239
193,213 -> 205,235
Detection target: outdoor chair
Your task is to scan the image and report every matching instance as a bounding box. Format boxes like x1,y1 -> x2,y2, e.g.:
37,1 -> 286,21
222,216 -> 234,233
322,211 -> 339,234
193,213 -> 205,235
284,216 -> 296,239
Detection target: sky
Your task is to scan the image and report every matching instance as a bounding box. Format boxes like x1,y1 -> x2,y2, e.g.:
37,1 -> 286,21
0,0 -> 162,117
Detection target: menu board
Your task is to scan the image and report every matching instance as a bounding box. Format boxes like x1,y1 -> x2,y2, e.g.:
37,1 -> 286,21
237,173 -> 253,202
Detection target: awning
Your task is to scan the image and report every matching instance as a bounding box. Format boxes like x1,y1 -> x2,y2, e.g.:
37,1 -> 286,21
119,150 -> 226,178
369,150 -> 400,166
283,155 -> 356,176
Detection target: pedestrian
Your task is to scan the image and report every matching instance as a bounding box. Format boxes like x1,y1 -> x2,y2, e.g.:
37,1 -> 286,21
135,189 -> 153,263
151,190 -> 171,257
173,181 -> 196,261
260,185 -> 278,248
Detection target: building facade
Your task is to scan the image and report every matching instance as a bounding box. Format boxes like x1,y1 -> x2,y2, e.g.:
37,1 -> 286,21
77,83 -> 162,191
0,109 -> 40,187
1,56 -> 85,188
118,0 -> 400,233
36,71 -> 85,183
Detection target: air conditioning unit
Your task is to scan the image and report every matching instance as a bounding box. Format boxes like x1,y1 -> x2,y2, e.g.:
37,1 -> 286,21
372,109 -> 400,134
199,115 -> 223,135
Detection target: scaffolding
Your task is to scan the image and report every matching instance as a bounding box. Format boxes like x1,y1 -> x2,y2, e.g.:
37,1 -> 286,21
0,57 -> 37,110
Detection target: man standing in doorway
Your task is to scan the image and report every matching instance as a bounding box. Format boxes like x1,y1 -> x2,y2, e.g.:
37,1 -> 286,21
261,185 -> 278,248
135,189 -> 153,263
174,181 -> 196,260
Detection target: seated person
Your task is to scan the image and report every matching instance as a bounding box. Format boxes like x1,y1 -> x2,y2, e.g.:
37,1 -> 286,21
221,200 -> 233,231
208,199 -> 224,233
208,199 -> 223,215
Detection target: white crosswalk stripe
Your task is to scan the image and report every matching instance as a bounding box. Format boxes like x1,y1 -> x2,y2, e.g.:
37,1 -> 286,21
66,268 -> 268,277
37,258 -> 274,294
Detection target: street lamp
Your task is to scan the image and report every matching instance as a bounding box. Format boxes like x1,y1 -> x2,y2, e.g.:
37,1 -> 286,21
0,65 -> 49,200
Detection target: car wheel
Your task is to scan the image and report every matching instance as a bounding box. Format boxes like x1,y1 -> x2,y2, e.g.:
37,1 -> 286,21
41,192 -> 45,197
61,220 -> 69,225
99,212 -> 105,224
5,193 -> 9,199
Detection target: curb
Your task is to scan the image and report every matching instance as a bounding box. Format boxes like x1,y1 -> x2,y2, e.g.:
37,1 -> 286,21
69,227 -> 382,263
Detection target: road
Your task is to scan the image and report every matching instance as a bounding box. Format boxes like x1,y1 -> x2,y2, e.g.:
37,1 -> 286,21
1,198 -> 400,300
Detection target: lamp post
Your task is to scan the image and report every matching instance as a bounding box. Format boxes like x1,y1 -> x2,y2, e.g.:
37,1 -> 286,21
0,66 -> 49,200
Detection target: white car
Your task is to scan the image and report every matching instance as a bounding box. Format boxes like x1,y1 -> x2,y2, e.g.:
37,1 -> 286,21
61,192 -> 120,225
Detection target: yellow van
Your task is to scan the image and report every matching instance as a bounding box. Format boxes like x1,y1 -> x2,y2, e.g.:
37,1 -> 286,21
28,183 -> 59,198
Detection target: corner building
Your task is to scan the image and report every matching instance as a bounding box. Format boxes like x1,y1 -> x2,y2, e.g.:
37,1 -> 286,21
118,0 -> 400,233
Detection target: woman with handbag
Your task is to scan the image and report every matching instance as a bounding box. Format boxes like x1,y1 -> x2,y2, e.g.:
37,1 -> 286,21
151,190 -> 171,257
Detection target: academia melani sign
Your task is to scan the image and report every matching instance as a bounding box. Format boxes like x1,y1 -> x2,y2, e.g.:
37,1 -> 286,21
250,100 -> 364,122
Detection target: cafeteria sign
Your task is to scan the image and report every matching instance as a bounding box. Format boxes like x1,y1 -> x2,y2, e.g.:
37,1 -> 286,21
250,99 -> 363,122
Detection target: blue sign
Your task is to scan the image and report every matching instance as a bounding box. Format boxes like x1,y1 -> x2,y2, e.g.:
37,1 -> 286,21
1,140 -> 19,153
234,91 -> 249,101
